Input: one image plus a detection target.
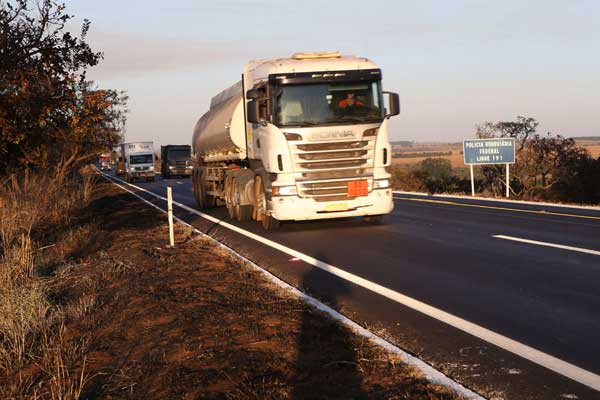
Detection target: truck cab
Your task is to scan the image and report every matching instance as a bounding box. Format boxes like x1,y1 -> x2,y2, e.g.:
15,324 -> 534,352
161,145 -> 192,179
120,142 -> 156,183
244,53 -> 399,223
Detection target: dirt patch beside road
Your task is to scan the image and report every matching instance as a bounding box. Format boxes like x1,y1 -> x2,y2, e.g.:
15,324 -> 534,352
26,181 -> 464,399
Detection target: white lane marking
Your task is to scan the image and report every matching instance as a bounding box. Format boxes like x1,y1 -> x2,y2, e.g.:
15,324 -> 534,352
393,196 -> 600,221
101,172 -> 600,392
177,181 -> 183,184
493,235 -> 600,256
99,172 -> 482,399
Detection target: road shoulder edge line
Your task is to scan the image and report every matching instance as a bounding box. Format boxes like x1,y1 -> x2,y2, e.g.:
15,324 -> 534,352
99,171 -> 484,399
393,191 -> 600,211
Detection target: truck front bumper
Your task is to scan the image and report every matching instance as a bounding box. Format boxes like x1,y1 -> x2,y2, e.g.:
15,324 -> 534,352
130,171 -> 155,178
167,169 -> 192,176
269,189 -> 393,221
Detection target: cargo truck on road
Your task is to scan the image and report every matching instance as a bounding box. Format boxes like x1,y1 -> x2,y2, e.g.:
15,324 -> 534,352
161,145 -> 192,179
192,52 -> 400,229
117,142 -> 156,183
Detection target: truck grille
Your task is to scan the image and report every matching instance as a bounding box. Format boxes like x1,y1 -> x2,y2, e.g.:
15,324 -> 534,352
134,166 -> 150,171
290,138 -> 375,200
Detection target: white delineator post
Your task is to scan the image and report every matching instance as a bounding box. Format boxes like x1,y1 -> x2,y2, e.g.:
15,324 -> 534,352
506,163 -> 510,198
167,186 -> 175,247
469,165 -> 475,197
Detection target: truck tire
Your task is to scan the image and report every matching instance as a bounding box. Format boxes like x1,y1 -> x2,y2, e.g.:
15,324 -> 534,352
363,215 -> 383,224
193,169 -> 208,209
254,175 -> 280,230
225,176 -> 237,219
237,205 -> 253,222
261,214 -> 280,230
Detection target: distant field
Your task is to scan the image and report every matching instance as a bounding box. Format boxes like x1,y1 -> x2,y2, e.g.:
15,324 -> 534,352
578,142 -> 600,158
392,143 -> 464,167
393,152 -> 465,168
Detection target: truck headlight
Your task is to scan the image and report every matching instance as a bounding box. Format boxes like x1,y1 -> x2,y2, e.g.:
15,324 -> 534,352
272,185 -> 298,196
169,166 -> 174,170
149,166 -> 154,171
373,179 -> 389,189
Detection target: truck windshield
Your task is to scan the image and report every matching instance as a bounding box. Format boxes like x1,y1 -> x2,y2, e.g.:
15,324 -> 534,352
168,150 -> 191,160
129,154 -> 153,164
274,81 -> 383,127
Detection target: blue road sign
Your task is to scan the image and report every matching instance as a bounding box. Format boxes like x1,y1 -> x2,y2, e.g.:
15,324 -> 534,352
463,138 -> 515,165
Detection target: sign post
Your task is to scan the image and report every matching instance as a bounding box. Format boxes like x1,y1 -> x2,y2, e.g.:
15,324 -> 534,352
463,138 -> 515,198
506,163 -> 510,198
167,186 -> 175,247
469,165 -> 475,197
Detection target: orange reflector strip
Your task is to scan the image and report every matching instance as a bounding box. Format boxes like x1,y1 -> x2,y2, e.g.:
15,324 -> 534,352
347,180 -> 369,197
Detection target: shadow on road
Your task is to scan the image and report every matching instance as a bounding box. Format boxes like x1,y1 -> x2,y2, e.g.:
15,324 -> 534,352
292,254 -> 368,399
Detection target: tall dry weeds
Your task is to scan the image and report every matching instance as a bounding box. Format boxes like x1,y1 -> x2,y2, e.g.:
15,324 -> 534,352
0,167 -> 98,399
80,167 -> 98,207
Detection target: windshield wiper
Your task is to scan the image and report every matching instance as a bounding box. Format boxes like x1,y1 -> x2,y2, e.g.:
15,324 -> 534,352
282,121 -> 319,127
326,117 -> 381,124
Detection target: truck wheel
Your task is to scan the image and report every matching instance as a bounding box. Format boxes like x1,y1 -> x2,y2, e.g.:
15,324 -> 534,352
237,205 -> 253,222
254,175 -> 280,230
193,169 -> 208,209
225,176 -> 237,219
206,194 -> 217,208
233,179 -> 253,222
363,215 -> 383,224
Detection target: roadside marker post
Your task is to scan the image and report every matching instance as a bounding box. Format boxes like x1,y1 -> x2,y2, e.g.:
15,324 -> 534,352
167,186 -> 175,247
469,165 -> 475,197
463,138 -> 515,199
506,163 -> 510,198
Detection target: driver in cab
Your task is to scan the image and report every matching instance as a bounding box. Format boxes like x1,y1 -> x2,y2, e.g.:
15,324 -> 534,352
338,93 -> 364,109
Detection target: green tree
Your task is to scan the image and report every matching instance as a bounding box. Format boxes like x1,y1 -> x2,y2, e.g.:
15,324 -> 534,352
476,116 -> 538,196
416,157 -> 454,194
0,0 -> 127,175
475,116 -> 600,203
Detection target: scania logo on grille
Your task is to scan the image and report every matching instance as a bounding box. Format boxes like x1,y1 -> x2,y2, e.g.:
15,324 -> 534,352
307,130 -> 356,141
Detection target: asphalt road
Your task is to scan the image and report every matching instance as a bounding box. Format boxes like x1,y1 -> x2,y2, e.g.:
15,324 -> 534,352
105,171 -> 600,399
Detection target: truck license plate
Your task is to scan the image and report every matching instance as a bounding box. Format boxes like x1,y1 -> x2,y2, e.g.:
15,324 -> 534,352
325,203 -> 349,212
347,180 -> 369,197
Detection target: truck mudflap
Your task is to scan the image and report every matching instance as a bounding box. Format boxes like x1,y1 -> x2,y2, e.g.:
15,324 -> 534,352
269,188 -> 393,221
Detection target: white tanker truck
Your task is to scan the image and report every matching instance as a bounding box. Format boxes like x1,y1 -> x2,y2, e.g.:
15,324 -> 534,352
192,52 -> 400,229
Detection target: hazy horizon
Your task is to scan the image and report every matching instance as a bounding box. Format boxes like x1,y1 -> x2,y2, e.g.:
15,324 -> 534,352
67,0 -> 600,147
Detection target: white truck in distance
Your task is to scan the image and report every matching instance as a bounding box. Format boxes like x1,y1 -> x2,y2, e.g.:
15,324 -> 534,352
192,52 -> 400,229
118,141 -> 156,183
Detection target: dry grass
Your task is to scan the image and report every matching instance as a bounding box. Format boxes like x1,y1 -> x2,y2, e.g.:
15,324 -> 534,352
392,143 -> 465,168
583,144 -> 600,158
393,152 -> 466,168
0,167 -> 99,399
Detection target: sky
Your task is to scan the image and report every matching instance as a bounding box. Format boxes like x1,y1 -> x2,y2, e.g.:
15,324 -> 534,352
65,0 -> 600,145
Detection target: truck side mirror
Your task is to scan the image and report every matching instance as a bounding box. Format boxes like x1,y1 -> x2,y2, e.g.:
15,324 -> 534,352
383,91 -> 400,118
246,88 -> 262,100
247,99 -> 260,123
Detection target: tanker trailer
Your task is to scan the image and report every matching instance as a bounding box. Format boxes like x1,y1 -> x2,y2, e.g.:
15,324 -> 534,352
192,52 -> 400,229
